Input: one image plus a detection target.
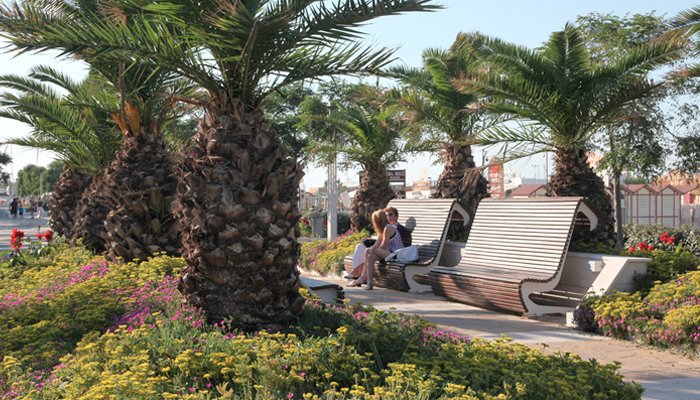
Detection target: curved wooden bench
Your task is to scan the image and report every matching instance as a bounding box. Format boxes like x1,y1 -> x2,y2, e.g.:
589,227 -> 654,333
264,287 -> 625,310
430,197 -> 598,315
344,198 -> 469,292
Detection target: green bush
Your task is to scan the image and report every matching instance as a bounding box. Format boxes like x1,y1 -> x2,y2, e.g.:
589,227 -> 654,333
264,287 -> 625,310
629,250 -> 699,295
299,230 -> 367,276
300,211 -> 352,238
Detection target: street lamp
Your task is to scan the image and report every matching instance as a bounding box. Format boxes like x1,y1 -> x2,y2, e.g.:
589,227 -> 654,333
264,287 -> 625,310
327,103 -> 338,241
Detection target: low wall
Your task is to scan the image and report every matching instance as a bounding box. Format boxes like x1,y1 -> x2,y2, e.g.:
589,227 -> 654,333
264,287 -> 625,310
557,252 -> 650,296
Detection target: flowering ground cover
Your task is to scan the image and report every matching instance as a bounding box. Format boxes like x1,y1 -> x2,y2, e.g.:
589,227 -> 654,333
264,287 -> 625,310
299,230 -> 368,276
574,230 -> 700,356
576,271 -> 700,356
0,245 -> 645,399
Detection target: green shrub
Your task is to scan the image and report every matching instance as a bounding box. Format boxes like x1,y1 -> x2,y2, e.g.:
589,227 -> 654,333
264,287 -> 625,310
300,211 -> 353,238
630,250 -> 699,295
299,230 -> 367,276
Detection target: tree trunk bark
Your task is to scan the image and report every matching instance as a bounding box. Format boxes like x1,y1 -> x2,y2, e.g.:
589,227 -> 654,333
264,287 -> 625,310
72,171 -> 110,254
100,131 -> 180,262
432,142 -> 488,230
49,167 -> 92,238
548,148 -> 615,244
613,169 -> 624,249
350,165 -> 394,233
173,102 -> 305,330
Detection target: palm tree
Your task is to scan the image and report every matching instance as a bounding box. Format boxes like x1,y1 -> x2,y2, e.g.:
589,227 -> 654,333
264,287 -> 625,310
0,1 -> 199,261
456,25 -> 680,242
0,66 -> 121,239
389,34 -> 492,223
670,6 -> 700,77
0,0 -> 440,328
307,95 -> 409,232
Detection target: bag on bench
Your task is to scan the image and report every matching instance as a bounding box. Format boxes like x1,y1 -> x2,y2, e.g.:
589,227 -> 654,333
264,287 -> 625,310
385,245 -> 419,263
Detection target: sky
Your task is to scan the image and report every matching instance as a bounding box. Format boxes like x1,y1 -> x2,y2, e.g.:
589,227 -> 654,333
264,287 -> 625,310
0,0 -> 698,188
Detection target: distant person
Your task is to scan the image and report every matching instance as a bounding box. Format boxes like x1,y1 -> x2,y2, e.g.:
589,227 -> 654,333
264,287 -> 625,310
9,197 -> 18,219
18,201 -> 24,219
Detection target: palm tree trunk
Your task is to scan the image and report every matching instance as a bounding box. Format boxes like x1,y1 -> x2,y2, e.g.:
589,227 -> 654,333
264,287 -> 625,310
173,103 -> 305,330
101,132 -> 180,262
72,171 -> 110,253
350,165 -> 394,232
548,148 -> 614,243
49,167 -> 92,238
432,142 -> 488,228
612,169 -> 624,249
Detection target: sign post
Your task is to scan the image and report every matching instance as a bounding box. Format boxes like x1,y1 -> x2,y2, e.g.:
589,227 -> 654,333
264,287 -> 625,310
389,169 -> 406,199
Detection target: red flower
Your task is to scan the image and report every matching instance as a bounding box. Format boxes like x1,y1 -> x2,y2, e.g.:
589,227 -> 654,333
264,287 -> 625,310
36,233 -> 43,240
10,228 -> 24,241
10,229 -> 25,252
43,230 -> 53,242
628,245 -> 636,252
659,232 -> 676,245
10,238 -> 22,252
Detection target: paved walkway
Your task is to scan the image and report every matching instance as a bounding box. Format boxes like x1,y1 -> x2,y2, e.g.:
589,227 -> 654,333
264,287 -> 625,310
313,275 -> 700,400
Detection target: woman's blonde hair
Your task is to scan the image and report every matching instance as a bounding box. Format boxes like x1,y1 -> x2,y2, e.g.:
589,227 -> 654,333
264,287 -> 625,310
371,210 -> 389,237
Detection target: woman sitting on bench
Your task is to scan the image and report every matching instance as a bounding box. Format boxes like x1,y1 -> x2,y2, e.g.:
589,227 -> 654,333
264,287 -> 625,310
348,209 -> 404,290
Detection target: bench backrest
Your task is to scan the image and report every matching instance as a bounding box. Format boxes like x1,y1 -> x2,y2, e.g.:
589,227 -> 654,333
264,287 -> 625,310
458,197 -> 597,277
387,198 -> 469,263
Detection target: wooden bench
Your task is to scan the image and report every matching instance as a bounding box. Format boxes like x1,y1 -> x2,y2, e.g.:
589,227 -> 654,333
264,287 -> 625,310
343,198 -> 469,292
430,197 -> 599,315
299,276 -> 345,305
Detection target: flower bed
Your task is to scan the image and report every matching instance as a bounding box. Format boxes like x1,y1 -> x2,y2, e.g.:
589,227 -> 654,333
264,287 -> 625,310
299,230 -> 368,276
625,231 -> 699,295
575,271 -> 700,356
625,224 -> 700,258
0,249 -> 646,399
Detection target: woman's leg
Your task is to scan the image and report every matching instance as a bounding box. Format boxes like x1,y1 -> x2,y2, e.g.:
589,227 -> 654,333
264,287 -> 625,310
349,243 -> 367,278
350,248 -> 374,286
364,247 -> 392,288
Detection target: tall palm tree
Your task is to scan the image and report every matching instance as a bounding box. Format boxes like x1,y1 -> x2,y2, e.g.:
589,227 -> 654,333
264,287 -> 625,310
308,96 -> 409,232
456,25 -> 680,242
0,1 -> 199,261
0,0 -> 440,328
0,66 -> 121,239
389,34 -> 492,224
670,6 -> 700,77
